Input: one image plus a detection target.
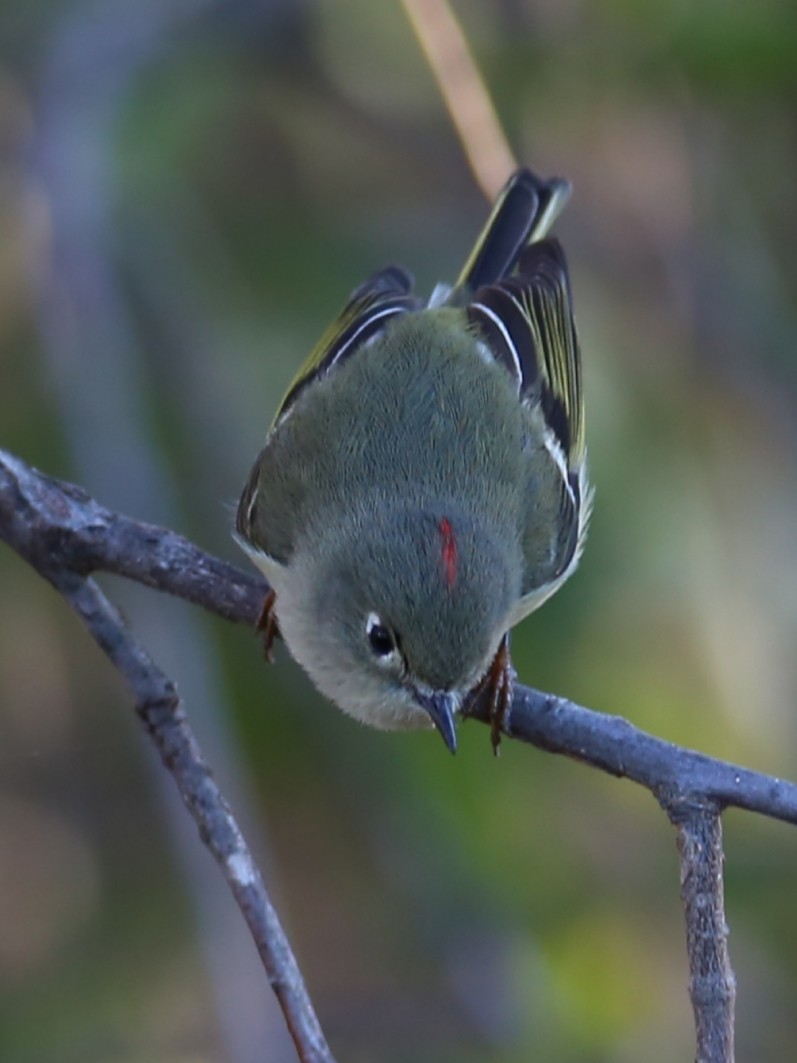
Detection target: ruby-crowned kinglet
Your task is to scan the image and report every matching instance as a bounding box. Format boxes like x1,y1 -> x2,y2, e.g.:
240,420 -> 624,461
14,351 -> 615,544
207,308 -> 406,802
236,168 -> 590,754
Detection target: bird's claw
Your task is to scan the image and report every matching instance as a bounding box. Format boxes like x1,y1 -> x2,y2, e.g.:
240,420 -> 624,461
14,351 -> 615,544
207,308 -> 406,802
256,588 -> 281,662
471,633 -> 514,755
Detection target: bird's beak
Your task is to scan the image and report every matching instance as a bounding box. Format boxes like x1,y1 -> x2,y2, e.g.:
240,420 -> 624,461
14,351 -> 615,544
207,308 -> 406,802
415,690 -> 458,755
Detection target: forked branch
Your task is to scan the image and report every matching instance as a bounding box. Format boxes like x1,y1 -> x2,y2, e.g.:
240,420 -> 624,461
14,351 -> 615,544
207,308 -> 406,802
4,447 -> 795,1063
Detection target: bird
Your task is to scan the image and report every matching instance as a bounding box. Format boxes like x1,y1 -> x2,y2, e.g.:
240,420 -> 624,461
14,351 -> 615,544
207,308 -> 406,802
235,167 -> 590,754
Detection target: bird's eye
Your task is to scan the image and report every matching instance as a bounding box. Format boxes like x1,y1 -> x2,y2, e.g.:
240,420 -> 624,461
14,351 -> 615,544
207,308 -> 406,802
366,613 -> 396,658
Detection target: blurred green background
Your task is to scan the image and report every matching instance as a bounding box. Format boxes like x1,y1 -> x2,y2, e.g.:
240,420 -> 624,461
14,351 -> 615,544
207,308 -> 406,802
2,1 -> 797,1061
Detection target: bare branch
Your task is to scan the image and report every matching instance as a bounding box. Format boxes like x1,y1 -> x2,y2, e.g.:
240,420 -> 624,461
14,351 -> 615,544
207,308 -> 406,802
3,446 -> 797,826
0,448 -> 336,1063
4,444 -> 797,1063
468,684 -> 797,827
0,448 -> 263,624
670,806 -> 736,1063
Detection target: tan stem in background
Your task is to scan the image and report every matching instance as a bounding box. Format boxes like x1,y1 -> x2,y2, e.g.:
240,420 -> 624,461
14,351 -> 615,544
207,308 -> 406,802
399,0 -> 517,199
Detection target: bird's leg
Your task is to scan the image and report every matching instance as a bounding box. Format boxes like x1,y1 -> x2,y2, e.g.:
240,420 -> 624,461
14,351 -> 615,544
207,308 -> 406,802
256,588 -> 281,663
472,632 -> 515,755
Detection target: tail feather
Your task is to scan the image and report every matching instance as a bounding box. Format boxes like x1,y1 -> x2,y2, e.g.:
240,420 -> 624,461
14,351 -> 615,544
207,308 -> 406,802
455,169 -> 571,293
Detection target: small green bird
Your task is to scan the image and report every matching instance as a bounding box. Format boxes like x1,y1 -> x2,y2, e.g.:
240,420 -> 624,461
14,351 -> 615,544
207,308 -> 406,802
236,168 -> 590,753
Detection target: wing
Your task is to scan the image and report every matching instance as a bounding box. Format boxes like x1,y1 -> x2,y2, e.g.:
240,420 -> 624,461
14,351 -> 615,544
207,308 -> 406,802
237,266 -> 421,562
274,265 -> 422,426
466,238 -> 591,617
467,238 -> 585,478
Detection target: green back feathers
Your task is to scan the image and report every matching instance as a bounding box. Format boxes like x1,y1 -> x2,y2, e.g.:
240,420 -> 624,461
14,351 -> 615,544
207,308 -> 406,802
270,168 -> 582,458
239,167 -> 587,555
275,266 -> 421,426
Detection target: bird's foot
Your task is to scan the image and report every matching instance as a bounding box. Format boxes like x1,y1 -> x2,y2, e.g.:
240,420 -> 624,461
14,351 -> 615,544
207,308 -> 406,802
472,633 -> 515,755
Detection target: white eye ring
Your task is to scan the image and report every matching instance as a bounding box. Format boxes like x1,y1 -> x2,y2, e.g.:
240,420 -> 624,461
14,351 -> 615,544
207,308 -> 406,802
366,612 -> 398,660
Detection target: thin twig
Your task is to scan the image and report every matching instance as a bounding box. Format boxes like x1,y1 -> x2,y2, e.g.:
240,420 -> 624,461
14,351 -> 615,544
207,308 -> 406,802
0,450 -> 336,1063
670,805 -> 736,1063
58,573 -> 338,1063
399,0 -> 516,199
474,683 -> 797,827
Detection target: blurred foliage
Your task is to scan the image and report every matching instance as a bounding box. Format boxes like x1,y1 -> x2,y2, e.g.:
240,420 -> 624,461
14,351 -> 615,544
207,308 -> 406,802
1,1 -> 797,1061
